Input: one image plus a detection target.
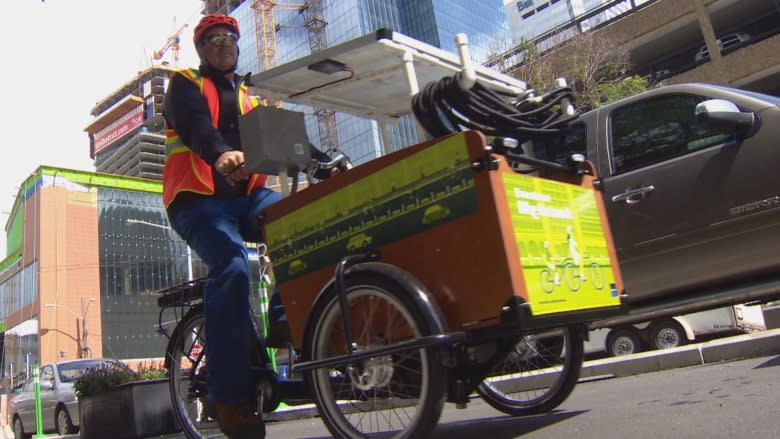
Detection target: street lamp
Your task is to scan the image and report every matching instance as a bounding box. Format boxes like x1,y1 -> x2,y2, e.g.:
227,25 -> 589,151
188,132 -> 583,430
44,297 -> 95,358
125,219 -> 193,281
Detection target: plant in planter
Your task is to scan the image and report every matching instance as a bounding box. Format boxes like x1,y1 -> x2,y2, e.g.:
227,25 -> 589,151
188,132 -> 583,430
75,361 -> 179,439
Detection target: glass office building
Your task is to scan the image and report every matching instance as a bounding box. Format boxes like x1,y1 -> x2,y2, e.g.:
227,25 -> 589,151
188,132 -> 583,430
0,167 -> 208,382
504,0 -> 644,43
226,0 -> 508,164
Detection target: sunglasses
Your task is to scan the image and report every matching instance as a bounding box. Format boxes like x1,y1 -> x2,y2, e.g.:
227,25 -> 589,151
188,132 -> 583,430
203,32 -> 238,46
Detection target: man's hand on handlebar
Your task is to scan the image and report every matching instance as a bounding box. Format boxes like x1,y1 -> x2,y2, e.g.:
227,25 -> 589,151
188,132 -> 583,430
307,151 -> 352,182
215,150 -> 249,186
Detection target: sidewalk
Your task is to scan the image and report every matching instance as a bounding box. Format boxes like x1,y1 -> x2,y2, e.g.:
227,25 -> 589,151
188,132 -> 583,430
7,328 -> 780,438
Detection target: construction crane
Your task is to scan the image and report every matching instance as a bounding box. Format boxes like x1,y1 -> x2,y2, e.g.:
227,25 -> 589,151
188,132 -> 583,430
252,0 -> 340,152
252,1 -> 302,72
152,19 -> 188,66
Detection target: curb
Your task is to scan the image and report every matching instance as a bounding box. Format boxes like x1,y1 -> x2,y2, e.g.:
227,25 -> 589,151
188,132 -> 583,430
581,328 -> 780,380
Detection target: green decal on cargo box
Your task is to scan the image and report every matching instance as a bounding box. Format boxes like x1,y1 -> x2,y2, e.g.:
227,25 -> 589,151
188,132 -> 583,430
266,133 -> 479,283
502,173 -> 620,315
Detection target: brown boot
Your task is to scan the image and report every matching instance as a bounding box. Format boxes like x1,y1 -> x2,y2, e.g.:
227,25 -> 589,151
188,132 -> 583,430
213,401 -> 266,439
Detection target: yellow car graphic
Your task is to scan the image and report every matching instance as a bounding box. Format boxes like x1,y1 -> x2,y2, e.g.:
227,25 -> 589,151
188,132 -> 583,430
347,233 -> 373,252
288,259 -> 308,276
422,204 -> 451,225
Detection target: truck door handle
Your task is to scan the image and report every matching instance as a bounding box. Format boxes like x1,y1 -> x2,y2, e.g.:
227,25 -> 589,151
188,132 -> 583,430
611,185 -> 655,204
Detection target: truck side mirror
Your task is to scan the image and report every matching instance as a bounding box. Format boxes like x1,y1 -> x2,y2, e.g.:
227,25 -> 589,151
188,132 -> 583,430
695,99 -> 759,139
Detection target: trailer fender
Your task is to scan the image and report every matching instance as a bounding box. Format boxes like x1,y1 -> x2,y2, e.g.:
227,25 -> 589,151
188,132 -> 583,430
672,316 -> 696,341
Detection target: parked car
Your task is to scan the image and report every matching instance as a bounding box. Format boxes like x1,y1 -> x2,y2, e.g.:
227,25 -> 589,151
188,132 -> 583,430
9,358 -> 131,438
695,32 -> 751,62
533,83 -> 780,325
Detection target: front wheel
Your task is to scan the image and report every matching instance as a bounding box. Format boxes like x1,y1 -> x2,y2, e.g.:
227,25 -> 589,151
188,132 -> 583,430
607,328 -> 642,356
540,269 -> 555,293
304,272 -> 446,438
477,326 -> 584,416
562,262 -> 582,291
56,405 -> 77,435
12,417 -> 26,439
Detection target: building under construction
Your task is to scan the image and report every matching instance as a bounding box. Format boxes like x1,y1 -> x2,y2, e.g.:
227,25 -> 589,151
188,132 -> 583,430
84,66 -> 174,180
197,0 -> 509,167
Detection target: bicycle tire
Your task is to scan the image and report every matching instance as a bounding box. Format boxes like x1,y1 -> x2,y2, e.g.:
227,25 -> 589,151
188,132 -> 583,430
166,305 -> 222,439
166,305 -> 281,438
540,269 -> 555,293
477,325 -> 584,416
303,272 -> 446,439
563,262 -> 582,291
589,262 -> 605,290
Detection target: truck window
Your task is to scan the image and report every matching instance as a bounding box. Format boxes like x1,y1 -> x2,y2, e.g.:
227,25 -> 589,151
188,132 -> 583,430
609,94 -> 734,174
534,123 -> 587,163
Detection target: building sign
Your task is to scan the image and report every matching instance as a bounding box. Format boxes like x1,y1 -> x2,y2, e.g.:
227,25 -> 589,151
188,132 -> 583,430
517,0 -> 534,12
93,107 -> 144,153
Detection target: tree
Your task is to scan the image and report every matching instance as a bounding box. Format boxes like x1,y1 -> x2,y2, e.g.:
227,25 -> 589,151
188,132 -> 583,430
485,29 -> 650,111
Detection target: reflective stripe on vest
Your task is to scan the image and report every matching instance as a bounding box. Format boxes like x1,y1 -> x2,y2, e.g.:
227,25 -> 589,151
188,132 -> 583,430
162,68 -> 267,207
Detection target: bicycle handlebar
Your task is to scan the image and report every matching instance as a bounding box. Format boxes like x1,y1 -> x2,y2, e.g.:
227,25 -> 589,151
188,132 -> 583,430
311,152 -> 348,172
304,151 -> 351,185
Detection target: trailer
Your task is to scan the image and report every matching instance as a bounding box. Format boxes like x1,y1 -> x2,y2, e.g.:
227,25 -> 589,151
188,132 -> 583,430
585,304 -> 766,356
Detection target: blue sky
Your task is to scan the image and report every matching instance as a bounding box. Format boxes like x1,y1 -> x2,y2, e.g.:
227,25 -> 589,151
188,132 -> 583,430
0,0 -> 204,258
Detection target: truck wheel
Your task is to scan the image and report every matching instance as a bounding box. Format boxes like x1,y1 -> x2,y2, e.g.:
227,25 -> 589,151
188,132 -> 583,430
607,328 -> 642,356
651,320 -> 686,350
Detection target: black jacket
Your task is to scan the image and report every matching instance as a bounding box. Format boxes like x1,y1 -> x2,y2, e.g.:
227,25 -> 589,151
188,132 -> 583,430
163,66 -> 333,213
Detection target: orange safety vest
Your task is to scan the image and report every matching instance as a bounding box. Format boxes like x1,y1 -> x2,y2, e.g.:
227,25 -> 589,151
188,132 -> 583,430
162,68 -> 268,208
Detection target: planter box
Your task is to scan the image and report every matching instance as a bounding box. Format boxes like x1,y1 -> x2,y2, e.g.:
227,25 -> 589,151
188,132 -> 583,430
78,379 -> 180,439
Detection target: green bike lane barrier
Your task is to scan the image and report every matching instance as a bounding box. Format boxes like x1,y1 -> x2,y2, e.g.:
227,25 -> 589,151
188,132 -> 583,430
32,364 -> 47,438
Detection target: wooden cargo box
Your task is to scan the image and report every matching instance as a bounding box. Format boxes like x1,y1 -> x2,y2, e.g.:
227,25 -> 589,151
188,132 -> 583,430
261,131 -> 623,347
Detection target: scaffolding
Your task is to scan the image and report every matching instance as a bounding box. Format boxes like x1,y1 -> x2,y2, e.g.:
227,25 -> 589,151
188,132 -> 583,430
203,0 -> 245,15
252,1 -> 340,152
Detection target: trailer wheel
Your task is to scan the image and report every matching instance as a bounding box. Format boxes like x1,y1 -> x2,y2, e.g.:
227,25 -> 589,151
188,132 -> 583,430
651,320 -> 686,350
607,328 -> 642,356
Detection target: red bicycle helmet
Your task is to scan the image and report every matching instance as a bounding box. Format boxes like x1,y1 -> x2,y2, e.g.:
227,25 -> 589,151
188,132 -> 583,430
193,14 -> 240,44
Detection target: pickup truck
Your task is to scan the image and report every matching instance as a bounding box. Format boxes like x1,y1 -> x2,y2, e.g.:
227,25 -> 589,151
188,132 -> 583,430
531,83 -> 780,327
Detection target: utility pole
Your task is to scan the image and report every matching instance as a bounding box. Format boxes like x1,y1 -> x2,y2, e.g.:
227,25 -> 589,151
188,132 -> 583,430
44,298 -> 96,358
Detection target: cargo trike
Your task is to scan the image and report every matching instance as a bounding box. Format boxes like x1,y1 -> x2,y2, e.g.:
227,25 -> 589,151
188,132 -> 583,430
156,29 -> 626,439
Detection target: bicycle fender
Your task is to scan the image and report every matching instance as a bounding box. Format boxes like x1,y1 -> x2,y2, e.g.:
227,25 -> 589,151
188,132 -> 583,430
306,261 -> 448,336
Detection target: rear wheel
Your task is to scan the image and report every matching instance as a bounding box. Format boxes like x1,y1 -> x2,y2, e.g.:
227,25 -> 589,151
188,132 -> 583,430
651,320 -> 686,350
477,326 -> 584,416
304,272 -> 446,438
589,263 -> 605,290
167,306 -> 218,439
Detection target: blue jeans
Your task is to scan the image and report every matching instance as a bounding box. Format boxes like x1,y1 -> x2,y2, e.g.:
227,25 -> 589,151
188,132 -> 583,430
168,188 -> 282,404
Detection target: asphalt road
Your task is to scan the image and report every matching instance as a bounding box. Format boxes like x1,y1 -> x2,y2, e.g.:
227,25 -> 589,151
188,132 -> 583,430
266,354 -> 780,439
19,329 -> 780,439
